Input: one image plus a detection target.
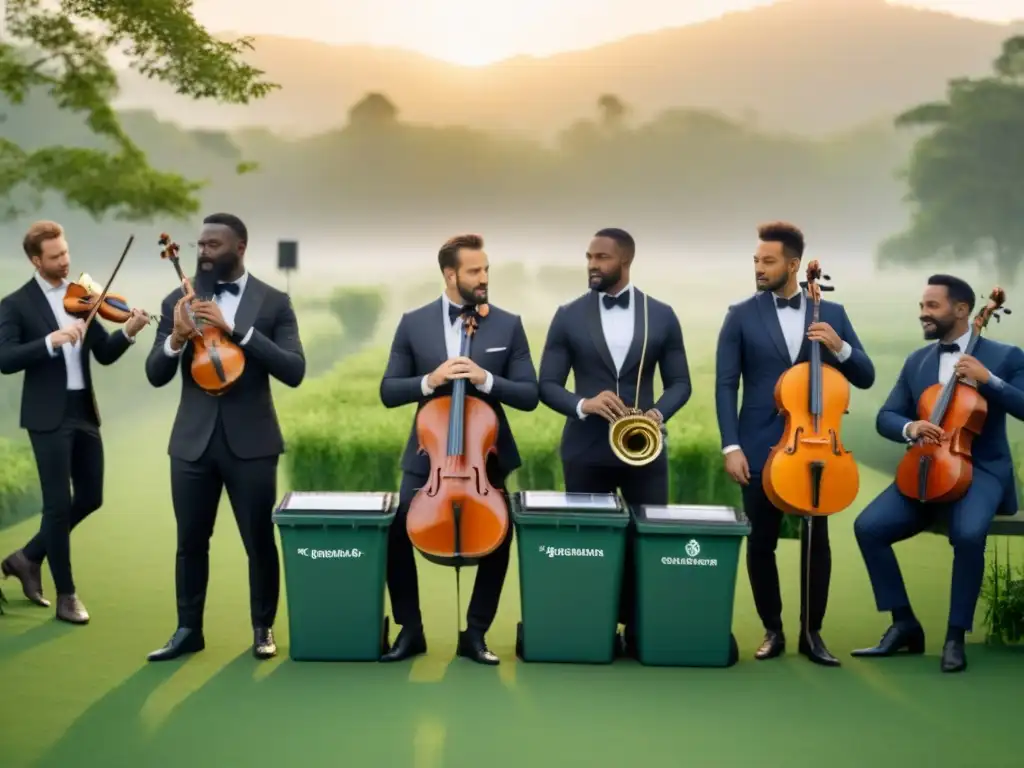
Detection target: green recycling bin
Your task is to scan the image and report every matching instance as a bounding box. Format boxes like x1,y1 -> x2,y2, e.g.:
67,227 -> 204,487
512,490 -> 629,663
632,504 -> 750,667
273,491 -> 396,661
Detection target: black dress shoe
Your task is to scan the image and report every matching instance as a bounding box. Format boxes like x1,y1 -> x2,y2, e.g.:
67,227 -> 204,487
457,630 -> 499,665
755,630 -> 785,660
799,630 -> 840,667
253,626 -> 277,659
379,627 -> 426,662
851,622 -> 925,657
147,628 -> 205,662
940,640 -> 966,673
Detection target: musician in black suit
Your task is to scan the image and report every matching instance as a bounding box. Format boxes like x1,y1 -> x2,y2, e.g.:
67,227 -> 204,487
378,233 -> 539,665
537,228 -> 692,653
0,220 -> 150,624
143,213 -> 305,662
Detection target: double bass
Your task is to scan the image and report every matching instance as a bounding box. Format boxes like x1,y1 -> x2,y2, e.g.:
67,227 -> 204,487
406,303 -> 509,624
158,233 -> 246,395
895,287 -> 1010,503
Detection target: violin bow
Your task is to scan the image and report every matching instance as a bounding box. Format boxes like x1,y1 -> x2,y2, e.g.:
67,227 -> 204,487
81,235 -> 135,333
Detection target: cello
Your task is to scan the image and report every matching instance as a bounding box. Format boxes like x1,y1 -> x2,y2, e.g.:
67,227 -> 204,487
895,287 -> 1010,503
158,233 -> 246,396
406,302 -> 509,626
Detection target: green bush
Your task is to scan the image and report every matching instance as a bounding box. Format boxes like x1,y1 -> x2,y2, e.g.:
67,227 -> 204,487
327,286 -> 386,343
280,347 -> 741,509
0,437 -> 40,531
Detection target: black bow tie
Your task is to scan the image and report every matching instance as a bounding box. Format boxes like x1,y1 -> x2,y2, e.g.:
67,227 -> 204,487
602,291 -> 630,310
938,342 -> 960,354
214,282 -> 240,296
448,303 -> 472,323
775,294 -> 801,310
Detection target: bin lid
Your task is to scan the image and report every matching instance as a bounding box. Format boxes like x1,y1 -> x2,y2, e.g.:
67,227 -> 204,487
633,504 -> 750,536
518,491 -> 623,513
275,491 -> 395,515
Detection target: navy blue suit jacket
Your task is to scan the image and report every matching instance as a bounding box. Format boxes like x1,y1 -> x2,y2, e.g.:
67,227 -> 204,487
538,288 -> 691,466
877,336 -> 1024,515
715,290 -> 875,474
379,298 -> 539,476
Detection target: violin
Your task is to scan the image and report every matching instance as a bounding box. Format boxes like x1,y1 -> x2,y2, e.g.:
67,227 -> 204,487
63,272 -> 160,325
158,233 -> 246,396
763,260 -> 860,516
895,287 -> 1010,503
406,304 -> 509,570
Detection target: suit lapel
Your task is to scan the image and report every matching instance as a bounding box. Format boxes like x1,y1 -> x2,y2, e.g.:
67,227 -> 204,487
233,275 -> 266,338
468,309 -> 497,365
620,288 -> 646,376
757,291 -> 790,364
25,278 -> 60,334
586,291 -> 617,375
427,299 -> 451,365
919,344 -> 941,389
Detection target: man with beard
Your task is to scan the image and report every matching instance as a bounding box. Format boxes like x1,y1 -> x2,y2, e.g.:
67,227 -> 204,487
852,274 -> 1024,673
378,233 -> 538,665
715,221 -> 874,666
143,213 -> 305,662
0,220 -> 150,623
537,227 -> 691,655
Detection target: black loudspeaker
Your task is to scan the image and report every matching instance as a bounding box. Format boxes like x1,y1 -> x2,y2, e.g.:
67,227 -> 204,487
278,240 -> 298,270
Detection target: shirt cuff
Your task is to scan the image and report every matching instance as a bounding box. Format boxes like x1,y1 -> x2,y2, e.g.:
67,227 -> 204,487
576,398 -> 587,420
722,444 -> 740,455
988,374 -> 1004,391
163,334 -> 184,358
239,327 -> 253,346
476,371 -> 494,394
421,375 -> 435,397
45,333 -> 58,358
901,421 -> 913,442
835,341 -> 852,363
122,327 -> 136,344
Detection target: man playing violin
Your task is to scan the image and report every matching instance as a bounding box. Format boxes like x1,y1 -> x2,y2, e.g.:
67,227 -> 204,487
143,213 -> 305,662
537,228 -> 692,656
852,274 -> 1024,673
0,220 -> 150,624
715,222 -> 875,666
379,233 -> 539,665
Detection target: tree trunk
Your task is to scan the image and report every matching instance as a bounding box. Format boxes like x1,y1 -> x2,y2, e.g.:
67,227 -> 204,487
994,242 -> 1020,287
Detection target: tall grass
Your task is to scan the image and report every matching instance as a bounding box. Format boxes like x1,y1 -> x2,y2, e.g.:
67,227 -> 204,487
0,438 -> 40,531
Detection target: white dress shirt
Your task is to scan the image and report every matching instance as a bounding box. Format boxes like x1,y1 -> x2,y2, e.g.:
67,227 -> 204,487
722,287 -> 852,455
37,272 -> 134,390
576,283 -> 635,420
163,271 -> 254,357
420,294 -> 494,396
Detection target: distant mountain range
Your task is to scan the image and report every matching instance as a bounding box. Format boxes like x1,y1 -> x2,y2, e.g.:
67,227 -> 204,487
111,0 -> 1023,138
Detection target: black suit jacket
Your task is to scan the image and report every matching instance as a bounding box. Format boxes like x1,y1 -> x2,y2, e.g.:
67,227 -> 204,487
145,274 -> 305,462
538,288 -> 692,466
379,298 -> 539,476
0,277 -> 133,431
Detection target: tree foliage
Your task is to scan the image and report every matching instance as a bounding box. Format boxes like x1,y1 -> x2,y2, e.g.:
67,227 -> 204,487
880,36 -> 1024,284
0,0 -> 278,221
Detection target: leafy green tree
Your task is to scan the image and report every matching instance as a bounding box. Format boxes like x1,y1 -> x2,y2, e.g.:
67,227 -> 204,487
879,36 -> 1024,284
0,0 -> 279,221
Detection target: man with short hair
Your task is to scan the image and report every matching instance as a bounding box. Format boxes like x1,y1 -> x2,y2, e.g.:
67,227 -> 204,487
715,221 -> 875,666
852,274 -> 1024,673
0,220 -> 150,623
144,212 -> 306,662
538,227 -> 692,655
378,233 -> 539,665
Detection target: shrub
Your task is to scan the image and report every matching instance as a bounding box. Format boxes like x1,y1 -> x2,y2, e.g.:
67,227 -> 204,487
327,286 -> 386,343
982,538 -> 1024,645
0,437 -> 40,531
280,347 -> 742,510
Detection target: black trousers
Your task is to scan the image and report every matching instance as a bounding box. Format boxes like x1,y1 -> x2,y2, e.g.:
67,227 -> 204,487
563,455 -> 669,632
23,392 -> 103,595
387,463 -> 513,635
743,478 -> 830,634
170,418 -> 280,630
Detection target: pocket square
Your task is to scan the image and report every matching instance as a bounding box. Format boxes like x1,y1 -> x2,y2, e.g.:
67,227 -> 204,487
485,346 -> 506,352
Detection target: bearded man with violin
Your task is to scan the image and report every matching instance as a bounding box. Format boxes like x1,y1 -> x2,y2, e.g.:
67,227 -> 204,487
715,222 -> 875,666
379,233 -> 539,665
143,213 -> 305,662
0,220 -> 150,624
852,274 -> 1024,673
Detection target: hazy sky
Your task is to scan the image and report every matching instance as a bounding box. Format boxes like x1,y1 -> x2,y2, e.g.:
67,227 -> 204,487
190,0 -> 1023,65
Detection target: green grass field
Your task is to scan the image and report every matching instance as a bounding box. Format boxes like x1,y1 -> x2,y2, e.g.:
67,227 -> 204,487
2,264 -> 1023,767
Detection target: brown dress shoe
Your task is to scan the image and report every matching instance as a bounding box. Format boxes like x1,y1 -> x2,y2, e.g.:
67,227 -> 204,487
56,593 -> 89,624
1,550 -> 50,607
